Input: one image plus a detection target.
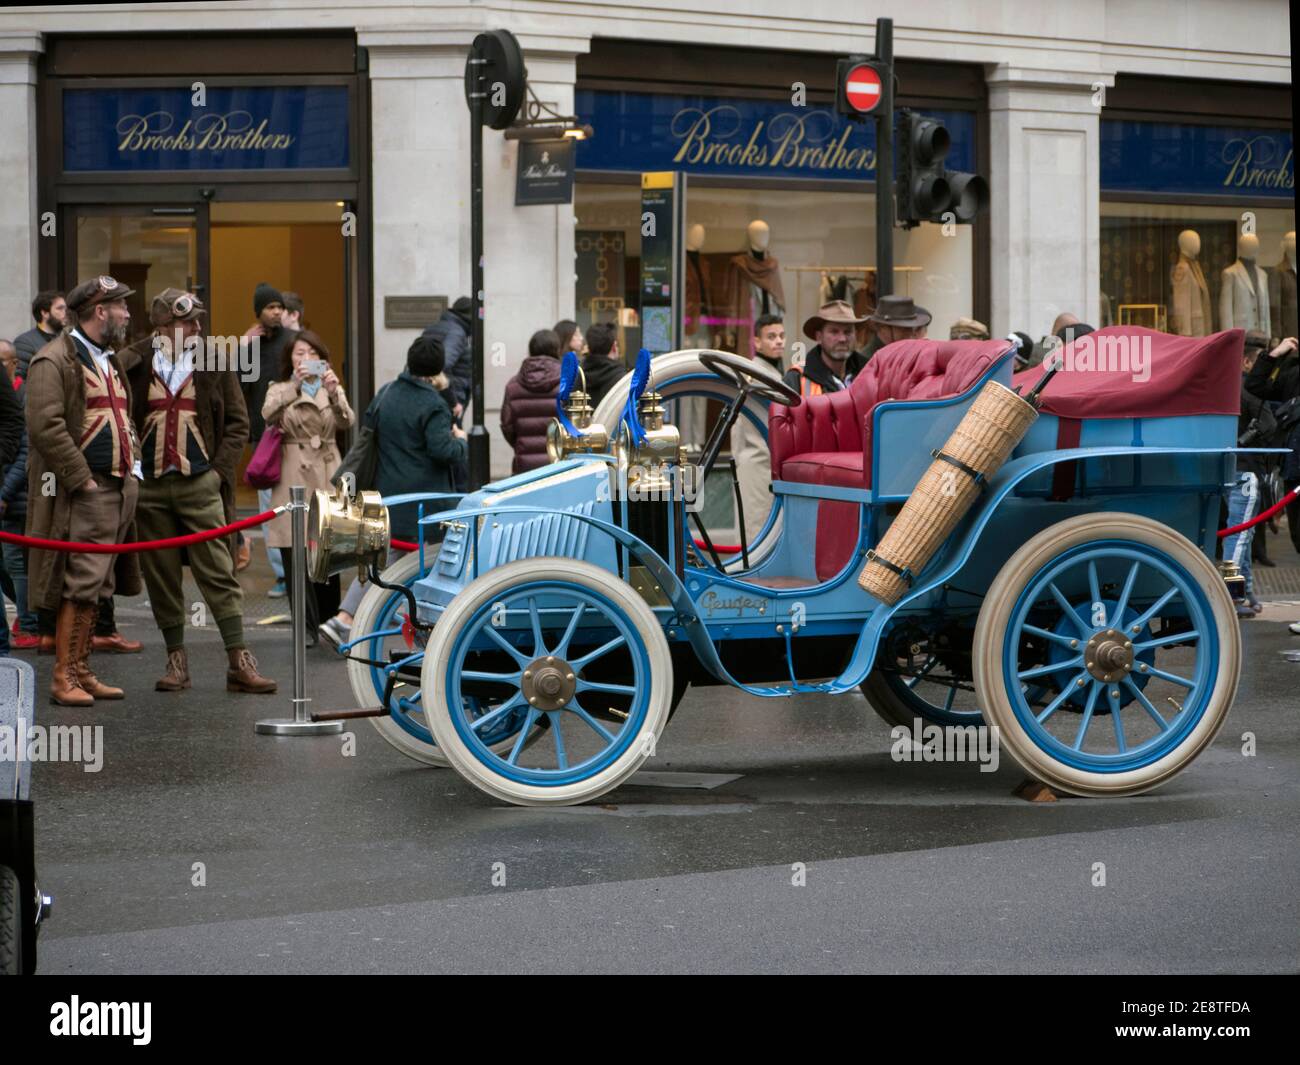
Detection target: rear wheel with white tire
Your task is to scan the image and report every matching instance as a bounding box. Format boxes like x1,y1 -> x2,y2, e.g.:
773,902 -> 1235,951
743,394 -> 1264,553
972,512 -> 1239,797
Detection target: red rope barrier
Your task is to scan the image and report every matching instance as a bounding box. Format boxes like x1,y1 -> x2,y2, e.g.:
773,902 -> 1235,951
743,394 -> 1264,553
1217,488 -> 1298,538
0,508 -> 284,554
391,538 -> 418,552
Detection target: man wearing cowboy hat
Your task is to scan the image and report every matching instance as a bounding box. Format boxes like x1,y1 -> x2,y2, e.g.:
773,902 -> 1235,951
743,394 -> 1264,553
118,288 -> 276,695
25,275 -> 143,706
784,299 -> 869,397
862,295 -> 933,361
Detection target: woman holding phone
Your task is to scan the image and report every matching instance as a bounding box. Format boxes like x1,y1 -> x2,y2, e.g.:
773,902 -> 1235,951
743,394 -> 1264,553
262,329 -> 354,643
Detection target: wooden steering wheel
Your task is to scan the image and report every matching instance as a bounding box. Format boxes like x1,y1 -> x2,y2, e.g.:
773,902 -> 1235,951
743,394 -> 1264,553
697,350 -> 802,407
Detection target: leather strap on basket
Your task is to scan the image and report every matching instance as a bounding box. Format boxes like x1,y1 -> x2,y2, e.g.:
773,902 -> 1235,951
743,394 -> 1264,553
929,447 -> 987,488
865,549 -> 914,587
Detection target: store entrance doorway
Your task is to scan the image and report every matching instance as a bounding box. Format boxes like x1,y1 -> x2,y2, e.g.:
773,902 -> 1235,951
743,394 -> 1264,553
66,200 -> 352,506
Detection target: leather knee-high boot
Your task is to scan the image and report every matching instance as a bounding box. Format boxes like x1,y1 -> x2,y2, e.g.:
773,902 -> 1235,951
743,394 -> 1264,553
50,599 -> 94,707
74,602 -> 123,700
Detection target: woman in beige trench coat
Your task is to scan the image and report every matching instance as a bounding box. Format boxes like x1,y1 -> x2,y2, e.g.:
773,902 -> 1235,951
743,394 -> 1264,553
262,329 -> 353,643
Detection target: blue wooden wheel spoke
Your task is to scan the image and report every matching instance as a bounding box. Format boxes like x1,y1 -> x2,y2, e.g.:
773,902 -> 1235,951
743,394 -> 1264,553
1072,682 -> 1101,750
1111,560 -> 1141,624
554,604 -> 587,659
528,597 -> 547,657
1087,560 -> 1103,618
567,700 -> 617,743
1145,665 -> 1196,689
505,707 -> 541,765
1019,656 -> 1081,681
483,624 -> 531,667
943,686 -> 957,711
1023,624 -> 1079,649
461,668 -> 522,685
1127,586 -> 1181,634
1038,674 -> 1087,723
549,712 -> 568,769
1108,684 -> 1127,753
1122,677 -> 1171,732
576,678 -> 637,696
1133,630 -> 1199,652
571,635 -> 627,670
904,656 -> 939,689
470,692 -> 526,734
1049,583 -> 1091,635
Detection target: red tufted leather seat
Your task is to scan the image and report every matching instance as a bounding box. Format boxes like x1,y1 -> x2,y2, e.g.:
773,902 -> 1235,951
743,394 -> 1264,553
767,339 -> 1009,580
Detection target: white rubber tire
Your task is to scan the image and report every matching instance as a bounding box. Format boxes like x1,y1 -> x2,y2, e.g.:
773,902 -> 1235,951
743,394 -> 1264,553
423,558 -> 674,807
348,552 -> 451,767
592,348 -> 781,566
972,512 -> 1240,797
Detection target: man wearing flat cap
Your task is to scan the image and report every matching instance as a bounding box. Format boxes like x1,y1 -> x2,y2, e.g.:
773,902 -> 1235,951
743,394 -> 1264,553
119,289 -> 276,695
784,299 -> 869,397
25,275 -> 142,706
862,294 -> 932,361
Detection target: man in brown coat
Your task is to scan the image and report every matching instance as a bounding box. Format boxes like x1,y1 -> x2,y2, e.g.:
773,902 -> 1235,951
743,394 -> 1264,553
25,276 -> 142,706
118,289 -> 275,694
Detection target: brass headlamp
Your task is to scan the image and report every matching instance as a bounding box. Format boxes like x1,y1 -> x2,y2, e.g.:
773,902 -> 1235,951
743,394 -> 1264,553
615,389 -> 684,495
307,487 -> 391,582
546,370 -> 609,462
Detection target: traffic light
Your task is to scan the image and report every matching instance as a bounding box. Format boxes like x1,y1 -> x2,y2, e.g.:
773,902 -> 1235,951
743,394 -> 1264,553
896,110 -> 988,227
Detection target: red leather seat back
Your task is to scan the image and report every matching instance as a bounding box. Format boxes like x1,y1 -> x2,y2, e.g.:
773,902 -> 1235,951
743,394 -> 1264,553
770,339 -> 1010,487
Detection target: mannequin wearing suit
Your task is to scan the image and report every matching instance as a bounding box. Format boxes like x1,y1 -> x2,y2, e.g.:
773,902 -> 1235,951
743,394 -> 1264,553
1170,229 -> 1213,337
1269,231 -> 1297,341
1220,233 -> 1271,334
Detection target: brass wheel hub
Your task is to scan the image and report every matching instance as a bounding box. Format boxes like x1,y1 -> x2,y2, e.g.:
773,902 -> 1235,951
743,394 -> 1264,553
521,656 -> 576,712
1084,628 -> 1134,683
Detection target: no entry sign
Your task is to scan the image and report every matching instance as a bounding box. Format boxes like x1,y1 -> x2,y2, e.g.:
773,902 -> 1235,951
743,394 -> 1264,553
843,63 -> 883,114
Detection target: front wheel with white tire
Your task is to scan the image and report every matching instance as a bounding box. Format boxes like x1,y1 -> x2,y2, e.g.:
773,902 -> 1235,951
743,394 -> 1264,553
423,558 -> 674,806
972,512 -> 1239,797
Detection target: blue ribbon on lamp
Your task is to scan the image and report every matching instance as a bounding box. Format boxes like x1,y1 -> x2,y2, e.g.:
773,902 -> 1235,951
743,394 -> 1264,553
621,348 -> 652,446
554,349 -> 584,438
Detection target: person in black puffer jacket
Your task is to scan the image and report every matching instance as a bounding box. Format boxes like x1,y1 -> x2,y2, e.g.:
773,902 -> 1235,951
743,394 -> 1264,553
578,321 -> 627,410
500,329 -> 561,475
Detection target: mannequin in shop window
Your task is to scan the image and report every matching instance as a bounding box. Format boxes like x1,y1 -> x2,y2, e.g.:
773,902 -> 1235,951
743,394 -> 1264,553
684,223 -> 712,346
724,220 -> 786,356
1170,229 -> 1213,337
1220,233 -> 1271,334
1269,231 -> 1297,341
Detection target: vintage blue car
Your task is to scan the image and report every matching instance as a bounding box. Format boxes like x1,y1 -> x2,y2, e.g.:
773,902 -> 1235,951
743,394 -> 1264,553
318,328 -> 1255,807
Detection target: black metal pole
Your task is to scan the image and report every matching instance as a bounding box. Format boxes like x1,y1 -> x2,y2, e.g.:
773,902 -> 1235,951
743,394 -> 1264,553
468,49 -> 489,490
874,18 -> 894,299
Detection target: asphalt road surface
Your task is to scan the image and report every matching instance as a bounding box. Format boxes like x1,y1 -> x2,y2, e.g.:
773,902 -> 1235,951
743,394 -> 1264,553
19,565 -> 1300,975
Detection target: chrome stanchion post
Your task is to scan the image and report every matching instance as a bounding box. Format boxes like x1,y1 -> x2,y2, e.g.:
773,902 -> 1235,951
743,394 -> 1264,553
257,485 -> 342,737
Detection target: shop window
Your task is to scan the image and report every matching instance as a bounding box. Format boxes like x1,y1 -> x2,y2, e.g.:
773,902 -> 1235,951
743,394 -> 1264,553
1101,202 -> 1296,337
575,181 -> 976,361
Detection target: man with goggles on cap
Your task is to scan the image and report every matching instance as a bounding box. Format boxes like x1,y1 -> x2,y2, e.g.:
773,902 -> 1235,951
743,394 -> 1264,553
24,275 -> 141,706
118,289 -> 276,695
